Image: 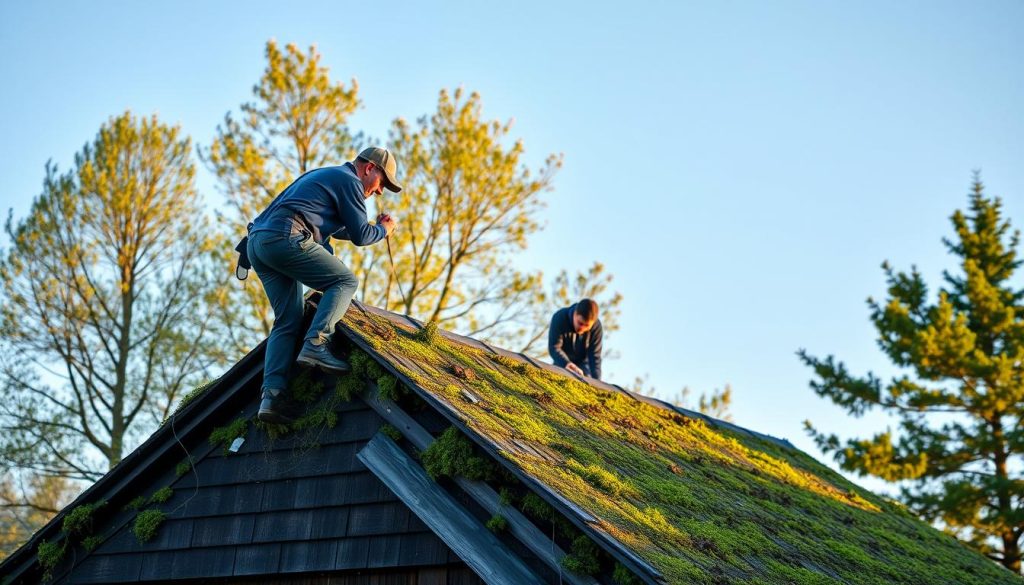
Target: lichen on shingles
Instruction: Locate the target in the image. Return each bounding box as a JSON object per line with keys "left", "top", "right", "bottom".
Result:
{"left": 340, "top": 308, "right": 1020, "bottom": 585}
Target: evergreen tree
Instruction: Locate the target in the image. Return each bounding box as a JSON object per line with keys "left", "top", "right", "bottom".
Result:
{"left": 799, "top": 175, "right": 1024, "bottom": 572}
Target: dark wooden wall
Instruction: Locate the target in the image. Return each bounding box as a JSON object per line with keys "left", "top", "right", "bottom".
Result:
{"left": 55, "top": 382, "right": 480, "bottom": 584}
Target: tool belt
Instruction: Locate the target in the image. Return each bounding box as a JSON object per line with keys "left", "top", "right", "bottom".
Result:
{"left": 234, "top": 208, "right": 315, "bottom": 281}
{"left": 234, "top": 223, "right": 255, "bottom": 280}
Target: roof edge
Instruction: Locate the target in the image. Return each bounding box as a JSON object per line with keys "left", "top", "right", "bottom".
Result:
{"left": 0, "top": 340, "right": 266, "bottom": 581}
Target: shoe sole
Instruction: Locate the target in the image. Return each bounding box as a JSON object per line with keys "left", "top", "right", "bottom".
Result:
{"left": 296, "top": 355, "right": 351, "bottom": 374}
{"left": 258, "top": 409, "right": 294, "bottom": 425}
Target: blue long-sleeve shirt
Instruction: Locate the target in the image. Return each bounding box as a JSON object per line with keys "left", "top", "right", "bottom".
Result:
{"left": 548, "top": 303, "right": 603, "bottom": 379}
{"left": 250, "top": 162, "right": 385, "bottom": 252}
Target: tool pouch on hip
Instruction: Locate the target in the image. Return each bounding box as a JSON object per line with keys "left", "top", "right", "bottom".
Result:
{"left": 234, "top": 222, "right": 254, "bottom": 280}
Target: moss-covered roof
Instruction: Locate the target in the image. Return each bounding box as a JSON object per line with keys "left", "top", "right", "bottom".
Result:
{"left": 340, "top": 303, "right": 1021, "bottom": 585}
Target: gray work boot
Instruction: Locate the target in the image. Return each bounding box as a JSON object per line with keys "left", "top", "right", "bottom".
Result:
{"left": 295, "top": 340, "right": 351, "bottom": 374}
{"left": 258, "top": 387, "right": 294, "bottom": 425}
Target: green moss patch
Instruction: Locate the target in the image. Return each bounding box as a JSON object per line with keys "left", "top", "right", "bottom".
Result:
{"left": 124, "top": 496, "right": 146, "bottom": 512}
{"left": 62, "top": 500, "right": 106, "bottom": 536}
{"left": 422, "top": 427, "right": 497, "bottom": 481}
{"left": 163, "top": 379, "right": 215, "bottom": 425}
{"left": 37, "top": 539, "right": 66, "bottom": 575}
{"left": 335, "top": 369, "right": 366, "bottom": 401}
{"left": 147, "top": 486, "right": 173, "bottom": 505}
{"left": 132, "top": 509, "right": 166, "bottom": 543}
{"left": 413, "top": 320, "right": 440, "bottom": 344}
{"left": 486, "top": 514, "right": 509, "bottom": 533}
{"left": 613, "top": 563, "right": 642, "bottom": 585}
{"left": 289, "top": 370, "right": 324, "bottom": 403}
{"left": 291, "top": 403, "right": 338, "bottom": 431}
{"left": 380, "top": 424, "right": 403, "bottom": 442}
{"left": 562, "top": 534, "right": 601, "bottom": 575}
{"left": 339, "top": 308, "right": 1022, "bottom": 584}
{"left": 209, "top": 417, "right": 248, "bottom": 454}
{"left": 376, "top": 374, "right": 401, "bottom": 401}
{"left": 81, "top": 535, "right": 104, "bottom": 553}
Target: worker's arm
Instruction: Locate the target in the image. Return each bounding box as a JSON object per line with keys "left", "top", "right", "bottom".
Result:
{"left": 330, "top": 179, "right": 387, "bottom": 246}
{"left": 548, "top": 310, "right": 572, "bottom": 367}
{"left": 586, "top": 321, "right": 603, "bottom": 380}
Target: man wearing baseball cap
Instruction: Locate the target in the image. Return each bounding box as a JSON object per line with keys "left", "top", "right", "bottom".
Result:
{"left": 244, "top": 147, "right": 402, "bottom": 423}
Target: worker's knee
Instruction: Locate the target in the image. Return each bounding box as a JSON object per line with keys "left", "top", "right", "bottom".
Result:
{"left": 327, "top": 269, "right": 358, "bottom": 295}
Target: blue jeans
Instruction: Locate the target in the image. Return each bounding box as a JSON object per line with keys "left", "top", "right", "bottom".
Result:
{"left": 247, "top": 223, "right": 358, "bottom": 392}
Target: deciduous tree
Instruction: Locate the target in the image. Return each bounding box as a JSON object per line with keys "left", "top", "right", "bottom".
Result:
{"left": 0, "top": 112, "right": 229, "bottom": 523}
{"left": 206, "top": 43, "right": 623, "bottom": 360}
{"left": 203, "top": 40, "right": 363, "bottom": 348}
{"left": 372, "top": 88, "right": 563, "bottom": 344}
{"left": 0, "top": 475, "right": 73, "bottom": 560}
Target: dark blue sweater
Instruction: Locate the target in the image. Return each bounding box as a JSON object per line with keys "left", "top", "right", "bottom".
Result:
{"left": 250, "top": 162, "right": 385, "bottom": 253}
{"left": 548, "top": 303, "right": 603, "bottom": 379}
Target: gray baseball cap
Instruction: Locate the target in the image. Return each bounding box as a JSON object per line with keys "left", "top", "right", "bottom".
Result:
{"left": 357, "top": 147, "right": 403, "bottom": 193}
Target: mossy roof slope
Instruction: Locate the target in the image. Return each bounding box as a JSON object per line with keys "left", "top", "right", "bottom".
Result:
{"left": 340, "top": 304, "right": 1020, "bottom": 585}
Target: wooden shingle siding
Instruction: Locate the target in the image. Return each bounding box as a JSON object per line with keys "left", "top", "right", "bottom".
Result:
{"left": 217, "top": 566, "right": 484, "bottom": 584}
{"left": 58, "top": 391, "right": 472, "bottom": 583}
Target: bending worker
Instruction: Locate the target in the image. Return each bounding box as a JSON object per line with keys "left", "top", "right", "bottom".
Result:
{"left": 548, "top": 299, "right": 603, "bottom": 380}
{"left": 246, "top": 147, "right": 401, "bottom": 424}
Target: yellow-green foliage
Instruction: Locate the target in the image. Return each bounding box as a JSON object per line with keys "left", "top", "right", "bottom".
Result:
{"left": 521, "top": 492, "right": 554, "bottom": 521}
{"left": 565, "top": 459, "right": 635, "bottom": 498}
{"left": 490, "top": 353, "right": 529, "bottom": 375}
{"left": 175, "top": 460, "right": 191, "bottom": 478}
{"left": 498, "top": 487, "right": 516, "bottom": 506}
{"left": 413, "top": 320, "right": 439, "bottom": 344}
{"left": 209, "top": 417, "right": 247, "bottom": 453}
{"left": 132, "top": 509, "right": 165, "bottom": 543}
{"left": 364, "top": 357, "right": 386, "bottom": 381}
{"left": 348, "top": 349, "right": 372, "bottom": 377}
{"left": 341, "top": 309, "right": 1021, "bottom": 584}
{"left": 255, "top": 419, "right": 291, "bottom": 440}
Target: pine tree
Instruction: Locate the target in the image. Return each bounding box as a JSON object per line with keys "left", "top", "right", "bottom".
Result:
{"left": 799, "top": 175, "right": 1024, "bottom": 572}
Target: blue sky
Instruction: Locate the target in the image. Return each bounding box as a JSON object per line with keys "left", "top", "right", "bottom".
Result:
{"left": 2, "top": 1, "right": 1022, "bottom": 491}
